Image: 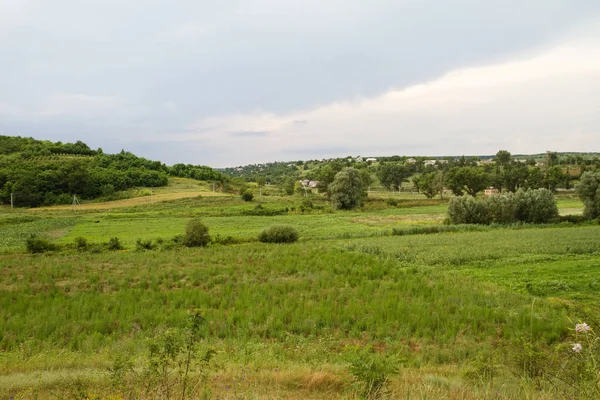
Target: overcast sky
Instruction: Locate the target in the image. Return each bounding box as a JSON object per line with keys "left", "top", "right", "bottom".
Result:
{"left": 1, "top": 0, "right": 599, "bottom": 167}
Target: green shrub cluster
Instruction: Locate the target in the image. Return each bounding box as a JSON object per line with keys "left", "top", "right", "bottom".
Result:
{"left": 241, "top": 204, "right": 287, "bottom": 216}
{"left": 182, "top": 219, "right": 211, "bottom": 247}
{"left": 258, "top": 225, "right": 299, "bottom": 243}
{"left": 25, "top": 235, "right": 58, "bottom": 254}
{"left": 240, "top": 189, "right": 254, "bottom": 202}
{"left": 448, "top": 188, "right": 558, "bottom": 225}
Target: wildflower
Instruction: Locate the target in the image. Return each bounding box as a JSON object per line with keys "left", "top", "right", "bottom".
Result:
{"left": 575, "top": 323, "right": 591, "bottom": 333}
{"left": 572, "top": 343, "right": 583, "bottom": 353}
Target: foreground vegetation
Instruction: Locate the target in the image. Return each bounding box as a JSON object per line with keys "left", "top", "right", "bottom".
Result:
{"left": 1, "top": 175, "right": 599, "bottom": 398}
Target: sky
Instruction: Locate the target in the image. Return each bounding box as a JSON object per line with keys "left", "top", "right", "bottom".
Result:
{"left": 1, "top": 0, "right": 599, "bottom": 167}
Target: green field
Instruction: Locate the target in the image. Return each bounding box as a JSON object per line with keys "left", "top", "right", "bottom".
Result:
{"left": 1, "top": 184, "right": 598, "bottom": 399}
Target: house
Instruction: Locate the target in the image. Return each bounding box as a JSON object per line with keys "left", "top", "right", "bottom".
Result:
{"left": 366, "top": 158, "right": 377, "bottom": 162}
{"left": 308, "top": 180, "right": 320, "bottom": 188}
{"left": 407, "top": 158, "right": 416, "bottom": 163}
{"left": 484, "top": 187, "right": 499, "bottom": 196}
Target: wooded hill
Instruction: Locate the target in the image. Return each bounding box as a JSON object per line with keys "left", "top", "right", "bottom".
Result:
{"left": 0, "top": 135, "right": 223, "bottom": 207}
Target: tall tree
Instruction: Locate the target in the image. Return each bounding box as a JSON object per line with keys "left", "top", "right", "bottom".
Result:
{"left": 329, "top": 167, "right": 368, "bottom": 210}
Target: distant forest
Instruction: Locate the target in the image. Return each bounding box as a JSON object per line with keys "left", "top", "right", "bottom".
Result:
{"left": 0, "top": 135, "right": 223, "bottom": 207}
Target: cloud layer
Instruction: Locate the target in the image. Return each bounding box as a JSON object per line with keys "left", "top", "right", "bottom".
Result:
{"left": 0, "top": 1, "right": 599, "bottom": 166}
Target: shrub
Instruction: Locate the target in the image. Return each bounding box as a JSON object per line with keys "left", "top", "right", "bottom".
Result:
{"left": 486, "top": 192, "right": 517, "bottom": 224}
{"left": 183, "top": 218, "right": 210, "bottom": 247}
{"left": 25, "top": 234, "right": 58, "bottom": 254}
{"left": 346, "top": 347, "right": 399, "bottom": 399}
{"left": 447, "top": 195, "right": 490, "bottom": 224}
{"left": 258, "top": 225, "right": 299, "bottom": 243}
{"left": 514, "top": 188, "right": 558, "bottom": 223}
{"left": 136, "top": 238, "right": 155, "bottom": 251}
{"left": 107, "top": 237, "right": 124, "bottom": 250}
{"left": 74, "top": 236, "right": 88, "bottom": 251}
{"left": 240, "top": 189, "right": 254, "bottom": 202}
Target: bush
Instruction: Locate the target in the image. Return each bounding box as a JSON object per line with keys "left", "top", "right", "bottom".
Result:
{"left": 486, "top": 192, "right": 517, "bottom": 224}
{"left": 258, "top": 225, "right": 299, "bottom": 243}
{"left": 136, "top": 238, "right": 155, "bottom": 251}
{"left": 447, "top": 189, "right": 558, "bottom": 225}
{"left": 183, "top": 218, "right": 210, "bottom": 247}
{"left": 107, "top": 237, "right": 124, "bottom": 250}
{"left": 74, "top": 236, "right": 88, "bottom": 251}
{"left": 240, "top": 189, "right": 254, "bottom": 202}
{"left": 514, "top": 188, "right": 558, "bottom": 223}
{"left": 25, "top": 234, "right": 58, "bottom": 254}
{"left": 447, "top": 195, "right": 490, "bottom": 224}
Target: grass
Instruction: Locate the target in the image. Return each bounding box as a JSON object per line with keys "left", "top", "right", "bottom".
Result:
{"left": 0, "top": 183, "right": 596, "bottom": 398}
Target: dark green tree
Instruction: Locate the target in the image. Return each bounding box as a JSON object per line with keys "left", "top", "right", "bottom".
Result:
{"left": 575, "top": 171, "right": 600, "bottom": 219}
{"left": 329, "top": 167, "right": 367, "bottom": 210}
{"left": 446, "top": 167, "right": 489, "bottom": 197}
{"left": 376, "top": 163, "right": 410, "bottom": 191}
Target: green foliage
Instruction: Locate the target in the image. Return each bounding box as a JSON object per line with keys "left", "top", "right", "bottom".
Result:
{"left": 258, "top": 225, "right": 299, "bottom": 243}
{"left": 576, "top": 171, "right": 600, "bottom": 219}
{"left": 514, "top": 188, "right": 558, "bottom": 223}
{"left": 448, "top": 189, "right": 558, "bottom": 225}
{"left": 112, "top": 309, "right": 216, "bottom": 399}
{"left": 413, "top": 171, "right": 445, "bottom": 199}
{"left": 74, "top": 236, "right": 88, "bottom": 251}
{"left": 447, "top": 195, "right": 490, "bottom": 224}
{"left": 346, "top": 347, "right": 399, "bottom": 399}
{"left": 0, "top": 135, "right": 223, "bottom": 208}
{"left": 486, "top": 192, "right": 517, "bottom": 224}
{"left": 241, "top": 204, "right": 288, "bottom": 216}
{"left": 25, "top": 234, "right": 58, "bottom": 254}
{"left": 329, "top": 167, "right": 367, "bottom": 210}
{"left": 447, "top": 166, "right": 490, "bottom": 196}
{"left": 461, "top": 351, "right": 499, "bottom": 386}
{"left": 240, "top": 189, "right": 254, "bottom": 202}
{"left": 106, "top": 236, "right": 124, "bottom": 251}
{"left": 183, "top": 219, "right": 210, "bottom": 247}
{"left": 136, "top": 238, "right": 156, "bottom": 251}
{"left": 376, "top": 163, "right": 410, "bottom": 191}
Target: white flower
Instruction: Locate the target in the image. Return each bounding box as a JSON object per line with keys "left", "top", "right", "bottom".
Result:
{"left": 575, "top": 323, "right": 591, "bottom": 333}
{"left": 572, "top": 343, "right": 583, "bottom": 353}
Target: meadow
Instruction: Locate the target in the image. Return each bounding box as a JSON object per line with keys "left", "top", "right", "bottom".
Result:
{"left": 0, "top": 181, "right": 598, "bottom": 399}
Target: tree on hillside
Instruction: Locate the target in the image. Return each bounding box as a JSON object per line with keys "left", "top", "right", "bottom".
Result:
{"left": 575, "top": 171, "right": 600, "bottom": 219}
{"left": 329, "top": 167, "right": 368, "bottom": 210}
{"left": 446, "top": 167, "right": 489, "bottom": 196}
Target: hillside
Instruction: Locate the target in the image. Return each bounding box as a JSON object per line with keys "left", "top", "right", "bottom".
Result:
{"left": 0, "top": 135, "right": 223, "bottom": 207}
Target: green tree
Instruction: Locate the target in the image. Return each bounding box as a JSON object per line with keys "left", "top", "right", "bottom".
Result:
{"left": 446, "top": 167, "right": 489, "bottom": 197}
{"left": 376, "top": 163, "right": 410, "bottom": 191}
{"left": 329, "top": 167, "right": 367, "bottom": 210}
{"left": 575, "top": 171, "right": 600, "bottom": 219}
{"left": 544, "top": 166, "right": 564, "bottom": 191}
{"left": 413, "top": 171, "right": 444, "bottom": 199}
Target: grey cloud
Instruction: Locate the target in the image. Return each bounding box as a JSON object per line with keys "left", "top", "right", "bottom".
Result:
{"left": 0, "top": 1, "right": 599, "bottom": 166}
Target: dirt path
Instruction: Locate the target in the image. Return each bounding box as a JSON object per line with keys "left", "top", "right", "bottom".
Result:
{"left": 34, "top": 191, "right": 229, "bottom": 211}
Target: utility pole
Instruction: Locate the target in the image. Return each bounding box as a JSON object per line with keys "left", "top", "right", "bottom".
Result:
{"left": 72, "top": 195, "right": 80, "bottom": 211}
